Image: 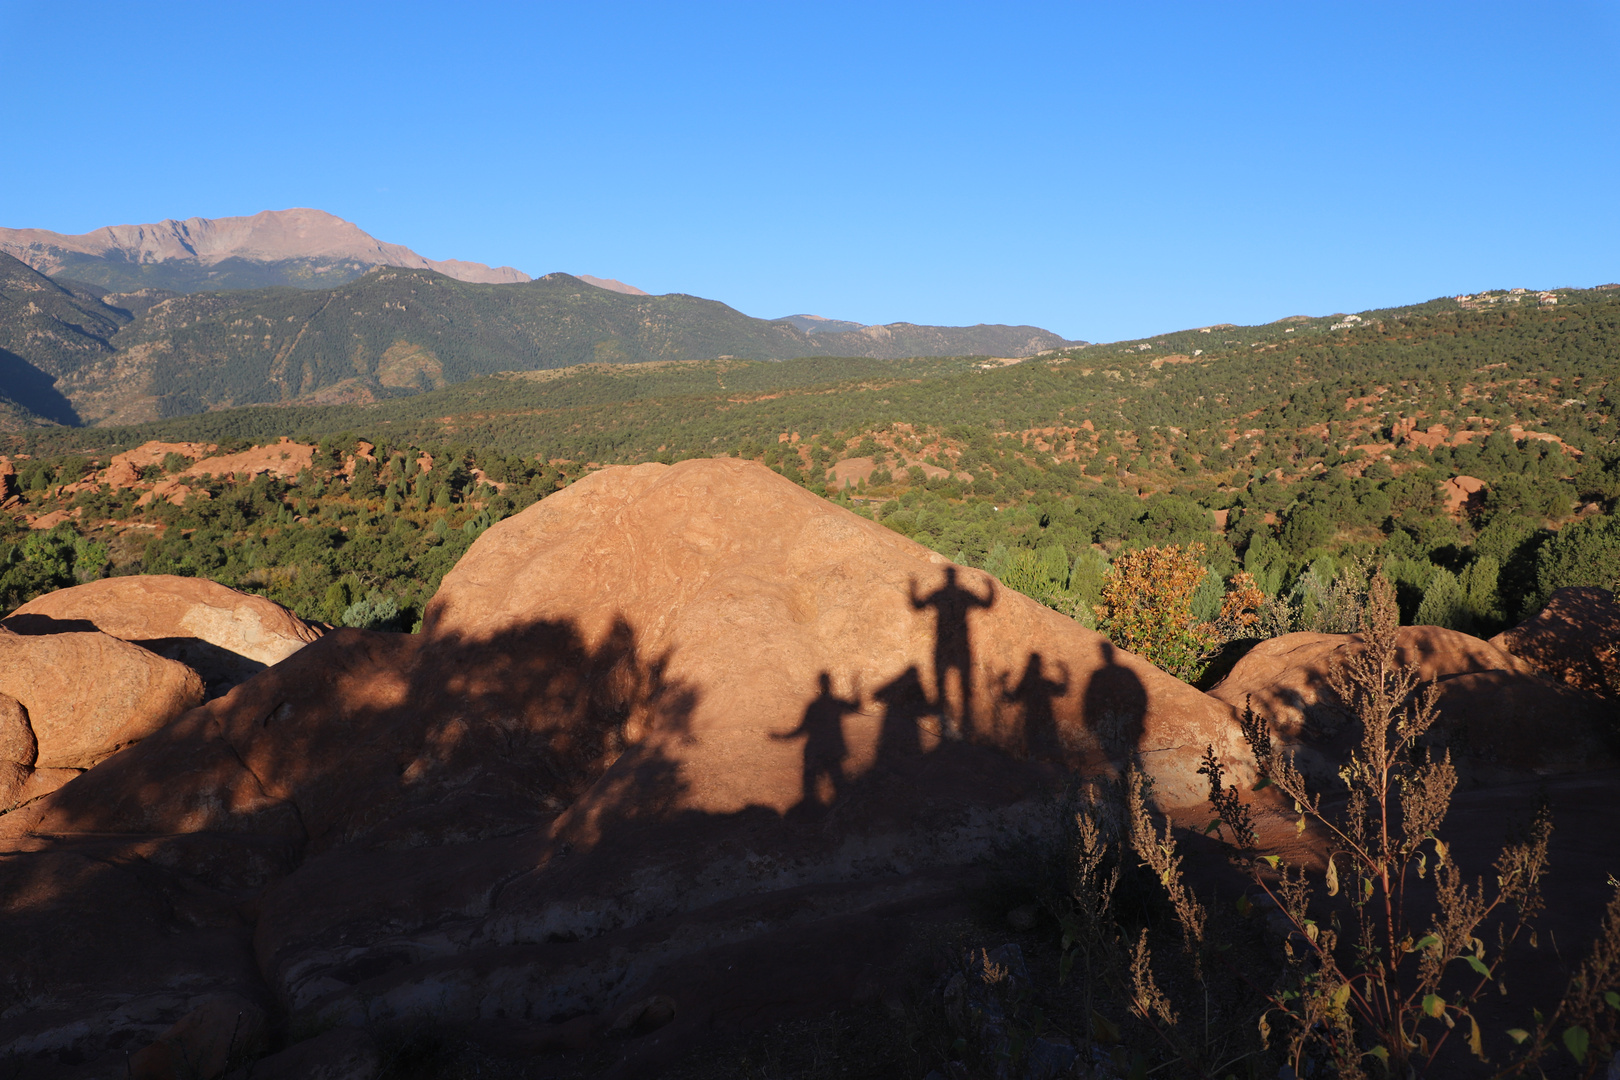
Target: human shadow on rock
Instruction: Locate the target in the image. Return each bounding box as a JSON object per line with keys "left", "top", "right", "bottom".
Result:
{"left": 772, "top": 672, "right": 860, "bottom": 813}
{"left": 909, "top": 566, "right": 995, "bottom": 739}
{"left": 1000, "top": 651, "right": 1070, "bottom": 761}
{"left": 1080, "top": 640, "right": 1148, "bottom": 764}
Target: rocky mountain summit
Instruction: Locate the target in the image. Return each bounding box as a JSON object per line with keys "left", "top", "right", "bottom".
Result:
{"left": 0, "top": 209, "right": 529, "bottom": 293}
{"left": 0, "top": 460, "right": 1614, "bottom": 1078}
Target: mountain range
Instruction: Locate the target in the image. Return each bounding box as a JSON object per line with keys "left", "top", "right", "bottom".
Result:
{"left": 0, "top": 209, "right": 529, "bottom": 293}
{"left": 0, "top": 224, "right": 1077, "bottom": 428}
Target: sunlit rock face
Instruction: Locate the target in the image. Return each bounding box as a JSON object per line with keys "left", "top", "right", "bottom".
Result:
{"left": 0, "top": 457, "right": 1267, "bottom": 1077}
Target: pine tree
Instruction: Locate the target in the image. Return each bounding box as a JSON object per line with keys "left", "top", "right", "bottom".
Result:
{"left": 1459, "top": 555, "right": 1504, "bottom": 631}
{"left": 1414, "top": 567, "right": 1471, "bottom": 632}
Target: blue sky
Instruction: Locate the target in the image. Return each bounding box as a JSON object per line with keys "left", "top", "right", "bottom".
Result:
{"left": 3, "top": 1, "right": 1617, "bottom": 342}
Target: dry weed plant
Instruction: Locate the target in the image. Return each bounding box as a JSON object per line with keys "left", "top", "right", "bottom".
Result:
{"left": 1057, "top": 774, "right": 1262, "bottom": 1079}
{"left": 1202, "top": 574, "right": 1620, "bottom": 1078}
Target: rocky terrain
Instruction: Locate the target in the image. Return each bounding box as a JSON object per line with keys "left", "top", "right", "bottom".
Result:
{"left": 0, "top": 458, "right": 1615, "bottom": 1078}
{"left": 0, "top": 210, "right": 529, "bottom": 293}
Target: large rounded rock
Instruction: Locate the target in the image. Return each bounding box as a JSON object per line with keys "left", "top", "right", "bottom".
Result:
{"left": 6, "top": 575, "right": 322, "bottom": 698}
{"left": 425, "top": 457, "right": 1239, "bottom": 812}
{"left": 0, "top": 694, "right": 37, "bottom": 809}
{"left": 0, "top": 693, "right": 35, "bottom": 767}
{"left": 0, "top": 628, "right": 203, "bottom": 769}
{"left": 0, "top": 461, "right": 1245, "bottom": 1075}
{"left": 1209, "top": 626, "right": 1616, "bottom": 781}
{"left": 1490, "top": 586, "right": 1620, "bottom": 695}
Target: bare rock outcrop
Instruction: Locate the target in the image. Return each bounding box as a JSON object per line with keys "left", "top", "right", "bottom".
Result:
{"left": 0, "top": 628, "right": 203, "bottom": 772}
{"left": 0, "top": 694, "right": 35, "bottom": 807}
{"left": 1209, "top": 625, "right": 1616, "bottom": 782}
{"left": 183, "top": 438, "right": 315, "bottom": 483}
{"left": 128, "top": 993, "right": 268, "bottom": 1080}
{"left": 1490, "top": 586, "right": 1620, "bottom": 695}
{"left": 0, "top": 208, "right": 528, "bottom": 285}
{"left": 0, "top": 459, "right": 1239, "bottom": 1077}
{"left": 424, "top": 457, "right": 1241, "bottom": 812}
{"left": 6, "top": 575, "right": 322, "bottom": 697}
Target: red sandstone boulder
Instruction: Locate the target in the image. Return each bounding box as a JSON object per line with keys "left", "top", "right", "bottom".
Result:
{"left": 1209, "top": 625, "right": 1616, "bottom": 782}
{"left": 424, "top": 457, "right": 1240, "bottom": 812}
{"left": 6, "top": 575, "right": 321, "bottom": 697}
{"left": 1490, "top": 586, "right": 1620, "bottom": 695}
{"left": 0, "top": 689, "right": 77, "bottom": 810}
{"left": 184, "top": 438, "right": 314, "bottom": 482}
{"left": 1441, "top": 474, "right": 1487, "bottom": 515}
{"left": 0, "top": 460, "right": 1244, "bottom": 1076}
{"left": 0, "top": 694, "right": 35, "bottom": 767}
{"left": 0, "top": 627, "right": 203, "bottom": 771}
{"left": 3, "top": 460, "right": 1618, "bottom": 1078}
{"left": 0, "top": 694, "right": 35, "bottom": 807}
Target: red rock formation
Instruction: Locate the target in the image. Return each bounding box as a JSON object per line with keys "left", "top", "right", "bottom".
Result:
{"left": 0, "top": 694, "right": 35, "bottom": 807}
{"left": 127, "top": 994, "right": 267, "bottom": 1080}
{"left": 184, "top": 438, "right": 314, "bottom": 482}
{"left": 1441, "top": 474, "right": 1486, "bottom": 516}
{"left": 425, "top": 458, "right": 1239, "bottom": 811}
{"left": 6, "top": 576, "right": 322, "bottom": 698}
{"left": 0, "top": 629, "right": 203, "bottom": 771}
{"left": 1491, "top": 586, "right": 1620, "bottom": 694}
{"left": 9, "top": 461, "right": 1611, "bottom": 1077}
{"left": 0, "top": 456, "right": 18, "bottom": 505}
{"left": 1209, "top": 626, "right": 1615, "bottom": 784}
{"left": 0, "top": 459, "right": 1242, "bottom": 1075}
{"left": 135, "top": 478, "right": 205, "bottom": 507}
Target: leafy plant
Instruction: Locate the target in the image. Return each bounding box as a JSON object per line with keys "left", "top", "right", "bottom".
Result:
{"left": 1216, "top": 574, "right": 1619, "bottom": 1076}
{"left": 1094, "top": 543, "right": 1262, "bottom": 680}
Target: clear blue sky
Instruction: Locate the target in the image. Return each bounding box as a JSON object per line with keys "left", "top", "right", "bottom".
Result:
{"left": 3, "top": 2, "right": 1617, "bottom": 343}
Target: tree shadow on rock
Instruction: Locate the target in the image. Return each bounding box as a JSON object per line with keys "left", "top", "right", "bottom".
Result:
{"left": 0, "top": 610, "right": 706, "bottom": 1075}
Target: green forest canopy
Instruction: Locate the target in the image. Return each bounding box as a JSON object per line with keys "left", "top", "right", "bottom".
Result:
{"left": 5, "top": 283, "right": 1619, "bottom": 663}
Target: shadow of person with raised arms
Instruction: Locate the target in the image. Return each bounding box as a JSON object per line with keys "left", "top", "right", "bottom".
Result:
{"left": 773, "top": 672, "right": 861, "bottom": 812}
{"left": 909, "top": 566, "right": 995, "bottom": 739}
{"left": 1001, "top": 651, "right": 1070, "bottom": 760}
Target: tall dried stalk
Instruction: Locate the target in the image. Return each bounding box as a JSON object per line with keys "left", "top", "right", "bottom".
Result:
{"left": 1059, "top": 774, "right": 1254, "bottom": 1079}
{"left": 1222, "top": 575, "right": 1572, "bottom": 1076}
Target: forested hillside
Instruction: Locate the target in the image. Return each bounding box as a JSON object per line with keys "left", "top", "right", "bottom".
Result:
{"left": 0, "top": 262, "right": 1074, "bottom": 427}
{"left": 5, "top": 282, "right": 1618, "bottom": 661}
{"left": 0, "top": 254, "right": 131, "bottom": 426}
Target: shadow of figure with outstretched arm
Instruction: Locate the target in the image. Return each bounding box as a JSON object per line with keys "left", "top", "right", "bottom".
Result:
{"left": 909, "top": 566, "right": 995, "bottom": 740}
{"left": 1001, "top": 651, "right": 1070, "bottom": 760}
{"left": 772, "top": 672, "right": 861, "bottom": 812}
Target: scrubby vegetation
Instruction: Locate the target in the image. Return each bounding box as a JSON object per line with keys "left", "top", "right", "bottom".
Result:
{"left": 7, "top": 283, "right": 1620, "bottom": 648}
{"left": 889, "top": 581, "right": 1620, "bottom": 1080}
{"left": 4, "top": 284, "right": 1620, "bottom": 1079}
{"left": 0, "top": 437, "right": 565, "bottom": 626}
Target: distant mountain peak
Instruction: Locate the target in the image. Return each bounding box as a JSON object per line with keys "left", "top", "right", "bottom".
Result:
{"left": 774, "top": 313, "right": 867, "bottom": 335}
{"left": 0, "top": 209, "right": 529, "bottom": 291}
{"left": 578, "top": 275, "right": 649, "bottom": 296}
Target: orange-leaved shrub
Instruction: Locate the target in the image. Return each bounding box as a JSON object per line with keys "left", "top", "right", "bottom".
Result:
{"left": 1094, "top": 542, "right": 1262, "bottom": 681}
